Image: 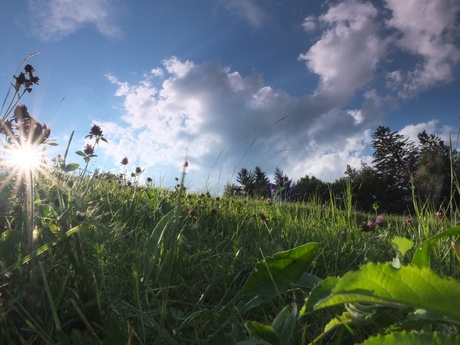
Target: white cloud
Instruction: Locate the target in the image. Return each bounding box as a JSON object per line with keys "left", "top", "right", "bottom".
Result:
{"left": 302, "top": 15, "right": 316, "bottom": 32}
{"left": 299, "top": 0, "right": 388, "bottom": 103}
{"left": 99, "top": 56, "right": 377, "bottom": 189}
{"left": 90, "top": 0, "right": 459, "bottom": 191}
{"left": 221, "top": 0, "right": 269, "bottom": 28}
{"left": 28, "top": 0, "right": 120, "bottom": 41}
{"left": 384, "top": 0, "right": 460, "bottom": 97}
{"left": 399, "top": 120, "right": 439, "bottom": 143}
{"left": 150, "top": 67, "right": 164, "bottom": 77}
{"left": 398, "top": 120, "right": 457, "bottom": 149}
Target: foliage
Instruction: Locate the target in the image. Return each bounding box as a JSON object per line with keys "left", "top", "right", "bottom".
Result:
{"left": 1, "top": 57, "right": 460, "bottom": 345}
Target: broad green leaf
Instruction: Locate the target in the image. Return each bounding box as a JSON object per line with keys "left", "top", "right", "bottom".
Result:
{"left": 62, "top": 163, "right": 79, "bottom": 172}
{"left": 294, "top": 272, "right": 322, "bottom": 290}
{"left": 237, "top": 242, "right": 319, "bottom": 300}
{"left": 245, "top": 322, "right": 280, "bottom": 345}
{"left": 359, "top": 331, "right": 460, "bottom": 345}
{"left": 45, "top": 141, "right": 59, "bottom": 146}
{"left": 307, "top": 262, "right": 460, "bottom": 322}
{"left": 303, "top": 277, "right": 339, "bottom": 314}
{"left": 392, "top": 237, "right": 413, "bottom": 257}
{"left": 412, "top": 226, "right": 460, "bottom": 268}
{"left": 271, "top": 304, "right": 297, "bottom": 345}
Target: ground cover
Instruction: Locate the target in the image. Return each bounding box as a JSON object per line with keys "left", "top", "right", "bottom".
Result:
{"left": 1, "top": 58, "right": 460, "bottom": 344}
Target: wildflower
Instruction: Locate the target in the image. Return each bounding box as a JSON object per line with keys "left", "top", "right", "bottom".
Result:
{"left": 14, "top": 104, "right": 31, "bottom": 122}
{"left": 135, "top": 166, "right": 143, "bottom": 174}
{"left": 13, "top": 64, "right": 40, "bottom": 93}
{"left": 90, "top": 125, "right": 103, "bottom": 137}
{"left": 126, "top": 180, "right": 132, "bottom": 186}
{"left": 24, "top": 64, "right": 34, "bottom": 73}
{"left": 30, "top": 76, "right": 40, "bottom": 85}
{"left": 210, "top": 208, "right": 217, "bottom": 215}
{"left": 361, "top": 220, "right": 375, "bottom": 232}
{"left": 375, "top": 215, "right": 386, "bottom": 227}
{"left": 146, "top": 177, "right": 153, "bottom": 183}
{"left": 121, "top": 157, "right": 128, "bottom": 165}
{"left": 436, "top": 211, "right": 443, "bottom": 220}
{"left": 20, "top": 121, "right": 51, "bottom": 145}
{"left": 13, "top": 72, "right": 27, "bottom": 88}
{"left": 83, "top": 144, "right": 94, "bottom": 155}
{"left": 1, "top": 119, "right": 13, "bottom": 135}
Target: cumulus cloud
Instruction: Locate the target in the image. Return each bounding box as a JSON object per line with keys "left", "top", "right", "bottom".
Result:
{"left": 27, "top": 0, "right": 120, "bottom": 41}
{"left": 398, "top": 120, "right": 457, "bottom": 148}
{"left": 384, "top": 0, "right": 460, "bottom": 97}
{"left": 99, "top": 56, "right": 375, "bottom": 188}
{"left": 94, "top": 0, "right": 458, "bottom": 190}
{"left": 299, "top": 0, "right": 388, "bottom": 103}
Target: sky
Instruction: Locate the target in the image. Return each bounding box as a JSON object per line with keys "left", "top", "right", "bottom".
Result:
{"left": 1, "top": 0, "right": 460, "bottom": 192}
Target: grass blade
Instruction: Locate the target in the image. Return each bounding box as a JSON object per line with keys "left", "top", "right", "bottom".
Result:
{"left": 412, "top": 226, "right": 460, "bottom": 268}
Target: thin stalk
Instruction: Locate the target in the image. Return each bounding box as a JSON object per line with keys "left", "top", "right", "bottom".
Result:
{"left": 24, "top": 166, "right": 36, "bottom": 311}
{"left": 156, "top": 154, "right": 188, "bottom": 344}
{"left": 27, "top": 168, "right": 35, "bottom": 253}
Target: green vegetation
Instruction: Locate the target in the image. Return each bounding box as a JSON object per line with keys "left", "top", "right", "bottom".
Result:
{"left": 1, "top": 58, "right": 460, "bottom": 344}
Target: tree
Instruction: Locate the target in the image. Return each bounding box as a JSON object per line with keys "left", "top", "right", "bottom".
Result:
{"left": 273, "top": 167, "right": 295, "bottom": 201}
{"left": 236, "top": 168, "right": 255, "bottom": 196}
{"left": 413, "top": 130, "right": 454, "bottom": 208}
{"left": 371, "top": 126, "right": 418, "bottom": 213}
{"left": 344, "top": 162, "right": 383, "bottom": 212}
{"left": 253, "top": 166, "right": 270, "bottom": 198}
{"left": 295, "top": 175, "right": 328, "bottom": 203}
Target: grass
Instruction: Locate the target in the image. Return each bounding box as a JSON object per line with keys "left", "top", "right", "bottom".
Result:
{"left": 1, "top": 58, "right": 459, "bottom": 344}
{"left": 1, "top": 162, "right": 459, "bottom": 344}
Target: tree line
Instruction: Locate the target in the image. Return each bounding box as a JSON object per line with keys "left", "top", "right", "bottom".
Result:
{"left": 227, "top": 125, "right": 460, "bottom": 214}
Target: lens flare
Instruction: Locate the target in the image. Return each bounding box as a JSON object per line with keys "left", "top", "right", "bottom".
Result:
{"left": 5, "top": 142, "right": 42, "bottom": 172}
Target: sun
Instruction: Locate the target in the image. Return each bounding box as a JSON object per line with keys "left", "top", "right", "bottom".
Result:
{"left": 5, "top": 142, "right": 43, "bottom": 172}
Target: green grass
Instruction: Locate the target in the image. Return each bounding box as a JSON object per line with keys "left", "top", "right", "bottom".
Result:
{"left": 1, "top": 166, "right": 459, "bottom": 344}
{"left": 2, "top": 56, "right": 459, "bottom": 344}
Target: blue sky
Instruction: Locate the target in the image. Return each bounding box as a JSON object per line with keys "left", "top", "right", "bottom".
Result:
{"left": 1, "top": 0, "right": 459, "bottom": 192}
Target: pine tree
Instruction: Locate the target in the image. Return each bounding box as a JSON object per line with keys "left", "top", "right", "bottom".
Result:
{"left": 273, "top": 167, "right": 294, "bottom": 201}
{"left": 236, "top": 168, "right": 255, "bottom": 196}
{"left": 371, "top": 126, "right": 418, "bottom": 212}
{"left": 414, "top": 130, "right": 453, "bottom": 207}
{"left": 253, "top": 166, "right": 270, "bottom": 197}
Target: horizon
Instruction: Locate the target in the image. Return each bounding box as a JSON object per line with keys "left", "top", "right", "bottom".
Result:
{"left": 1, "top": 0, "right": 459, "bottom": 193}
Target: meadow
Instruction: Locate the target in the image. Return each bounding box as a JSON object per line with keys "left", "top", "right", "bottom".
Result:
{"left": 1, "top": 59, "right": 460, "bottom": 344}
